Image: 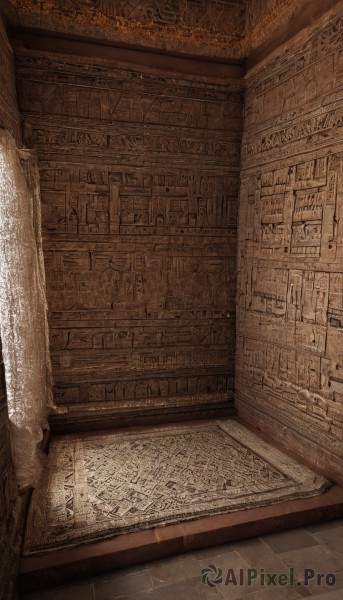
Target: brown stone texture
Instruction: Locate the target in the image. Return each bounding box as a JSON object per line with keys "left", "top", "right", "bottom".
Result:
{"left": 14, "top": 51, "right": 243, "bottom": 418}
{"left": 236, "top": 4, "right": 343, "bottom": 484}
{"left": 0, "top": 338, "right": 20, "bottom": 600}
{"left": 246, "top": 0, "right": 342, "bottom": 68}
{"left": 9, "top": 0, "right": 248, "bottom": 58}
{"left": 8, "top": 0, "right": 339, "bottom": 59}
{"left": 0, "top": 16, "right": 21, "bottom": 600}
{"left": 246, "top": 0, "right": 297, "bottom": 43}
{"left": 0, "top": 13, "right": 21, "bottom": 142}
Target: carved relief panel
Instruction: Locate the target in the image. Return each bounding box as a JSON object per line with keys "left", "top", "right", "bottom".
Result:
{"left": 11, "top": 0, "right": 247, "bottom": 57}
{"left": 15, "top": 54, "right": 243, "bottom": 415}
{"left": 237, "top": 6, "right": 343, "bottom": 471}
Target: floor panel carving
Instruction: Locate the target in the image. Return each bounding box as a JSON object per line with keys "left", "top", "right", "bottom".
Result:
{"left": 24, "top": 421, "right": 329, "bottom": 555}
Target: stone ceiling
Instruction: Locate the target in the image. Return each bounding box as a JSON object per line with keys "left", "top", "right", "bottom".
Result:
{"left": 5, "top": 0, "right": 302, "bottom": 58}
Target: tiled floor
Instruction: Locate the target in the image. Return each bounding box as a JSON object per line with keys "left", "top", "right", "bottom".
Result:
{"left": 21, "top": 519, "right": 343, "bottom": 599}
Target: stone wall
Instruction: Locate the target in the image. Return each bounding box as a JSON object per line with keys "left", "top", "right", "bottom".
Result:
{"left": 246, "top": 0, "right": 296, "bottom": 40}
{"left": 0, "top": 15, "right": 21, "bottom": 600}
{"left": 0, "top": 338, "right": 19, "bottom": 600}
{"left": 9, "top": 0, "right": 247, "bottom": 58}
{"left": 15, "top": 51, "right": 243, "bottom": 420}
{"left": 0, "top": 13, "right": 21, "bottom": 142}
{"left": 10, "top": 1, "right": 338, "bottom": 59}
{"left": 236, "top": 4, "right": 343, "bottom": 483}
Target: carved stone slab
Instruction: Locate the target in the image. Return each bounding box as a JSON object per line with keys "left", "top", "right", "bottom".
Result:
{"left": 237, "top": 5, "right": 343, "bottom": 480}
{"left": 15, "top": 53, "right": 243, "bottom": 416}
{"left": 10, "top": 0, "right": 247, "bottom": 57}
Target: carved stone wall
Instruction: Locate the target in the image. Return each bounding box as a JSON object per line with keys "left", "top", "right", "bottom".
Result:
{"left": 246, "top": 0, "right": 296, "bottom": 45}
{"left": 9, "top": 0, "right": 248, "bottom": 58}
{"left": 15, "top": 52, "right": 243, "bottom": 418}
{"left": 0, "top": 14, "right": 21, "bottom": 142}
{"left": 10, "top": 0, "right": 337, "bottom": 59}
{"left": 0, "top": 338, "right": 19, "bottom": 600}
{"left": 237, "top": 4, "right": 343, "bottom": 482}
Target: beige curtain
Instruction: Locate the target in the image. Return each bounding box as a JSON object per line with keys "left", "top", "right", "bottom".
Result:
{"left": 0, "top": 128, "right": 53, "bottom": 489}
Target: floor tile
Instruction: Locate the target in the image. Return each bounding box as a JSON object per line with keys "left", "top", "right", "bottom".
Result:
{"left": 216, "top": 577, "right": 265, "bottom": 599}
{"left": 304, "top": 591, "right": 343, "bottom": 600}
{"left": 117, "top": 564, "right": 148, "bottom": 577}
{"left": 262, "top": 528, "right": 319, "bottom": 554}
{"left": 306, "top": 520, "right": 343, "bottom": 534}
{"left": 194, "top": 548, "right": 251, "bottom": 599}
{"left": 125, "top": 575, "right": 222, "bottom": 599}
{"left": 21, "top": 522, "right": 343, "bottom": 600}
{"left": 299, "top": 570, "right": 343, "bottom": 596}
{"left": 211, "top": 563, "right": 265, "bottom": 600}
{"left": 311, "top": 527, "right": 343, "bottom": 558}
{"left": 293, "top": 585, "right": 313, "bottom": 598}
{"left": 233, "top": 537, "right": 288, "bottom": 572}
{"left": 146, "top": 553, "right": 200, "bottom": 588}
{"left": 197, "top": 548, "right": 250, "bottom": 572}
{"left": 94, "top": 569, "right": 152, "bottom": 599}
{"left": 277, "top": 544, "right": 343, "bottom": 585}
{"left": 192, "top": 543, "right": 234, "bottom": 561}
{"left": 21, "top": 582, "right": 95, "bottom": 600}
{"left": 234, "top": 586, "right": 310, "bottom": 600}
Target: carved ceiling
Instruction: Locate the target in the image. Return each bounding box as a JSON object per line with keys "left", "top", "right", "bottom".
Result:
{"left": 4, "top": 0, "right": 303, "bottom": 58}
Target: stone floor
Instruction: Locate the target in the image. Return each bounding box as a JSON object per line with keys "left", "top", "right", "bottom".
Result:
{"left": 21, "top": 519, "right": 343, "bottom": 600}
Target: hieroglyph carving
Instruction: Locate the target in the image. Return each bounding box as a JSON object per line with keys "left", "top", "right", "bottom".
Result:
{"left": 15, "top": 54, "right": 243, "bottom": 413}
{"left": 237, "top": 6, "right": 343, "bottom": 467}
{"left": 11, "top": 0, "right": 247, "bottom": 57}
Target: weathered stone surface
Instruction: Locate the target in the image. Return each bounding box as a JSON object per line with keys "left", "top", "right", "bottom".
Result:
{"left": 0, "top": 14, "right": 21, "bottom": 142}
{"left": 15, "top": 53, "right": 243, "bottom": 416}
{"left": 0, "top": 17, "right": 22, "bottom": 600}
{"left": 9, "top": 0, "right": 248, "bottom": 58}
{"left": 236, "top": 3, "right": 343, "bottom": 484}
{"left": 0, "top": 338, "right": 19, "bottom": 600}
{"left": 8, "top": 0, "right": 337, "bottom": 59}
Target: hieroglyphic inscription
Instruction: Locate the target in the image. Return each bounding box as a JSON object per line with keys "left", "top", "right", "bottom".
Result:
{"left": 38, "top": 167, "right": 238, "bottom": 237}
{"left": 237, "top": 4, "right": 343, "bottom": 476}
{"left": 23, "top": 421, "right": 328, "bottom": 556}
{"left": 15, "top": 54, "right": 242, "bottom": 415}
{"left": 11, "top": 0, "right": 247, "bottom": 57}
{"left": 238, "top": 154, "right": 343, "bottom": 457}
{"left": 14, "top": 0, "right": 247, "bottom": 34}
{"left": 22, "top": 119, "right": 240, "bottom": 167}
{"left": 10, "top": 0, "right": 315, "bottom": 58}
{"left": 16, "top": 61, "right": 243, "bottom": 130}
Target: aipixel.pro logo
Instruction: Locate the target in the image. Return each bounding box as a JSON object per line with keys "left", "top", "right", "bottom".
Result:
{"left": 201, "top": 565, "right": 223, "bottom": 587}
{"left": 201, "top": 566, "right": 337, "bottom": 589}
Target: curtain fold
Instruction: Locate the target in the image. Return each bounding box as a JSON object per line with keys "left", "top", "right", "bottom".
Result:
{"left": 0, "top": 128, "right": 53, "bottom": 489}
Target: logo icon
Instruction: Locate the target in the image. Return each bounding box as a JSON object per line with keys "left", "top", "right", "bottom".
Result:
{"left": 201, "top": 565, "right": 223, "bottom": 587}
